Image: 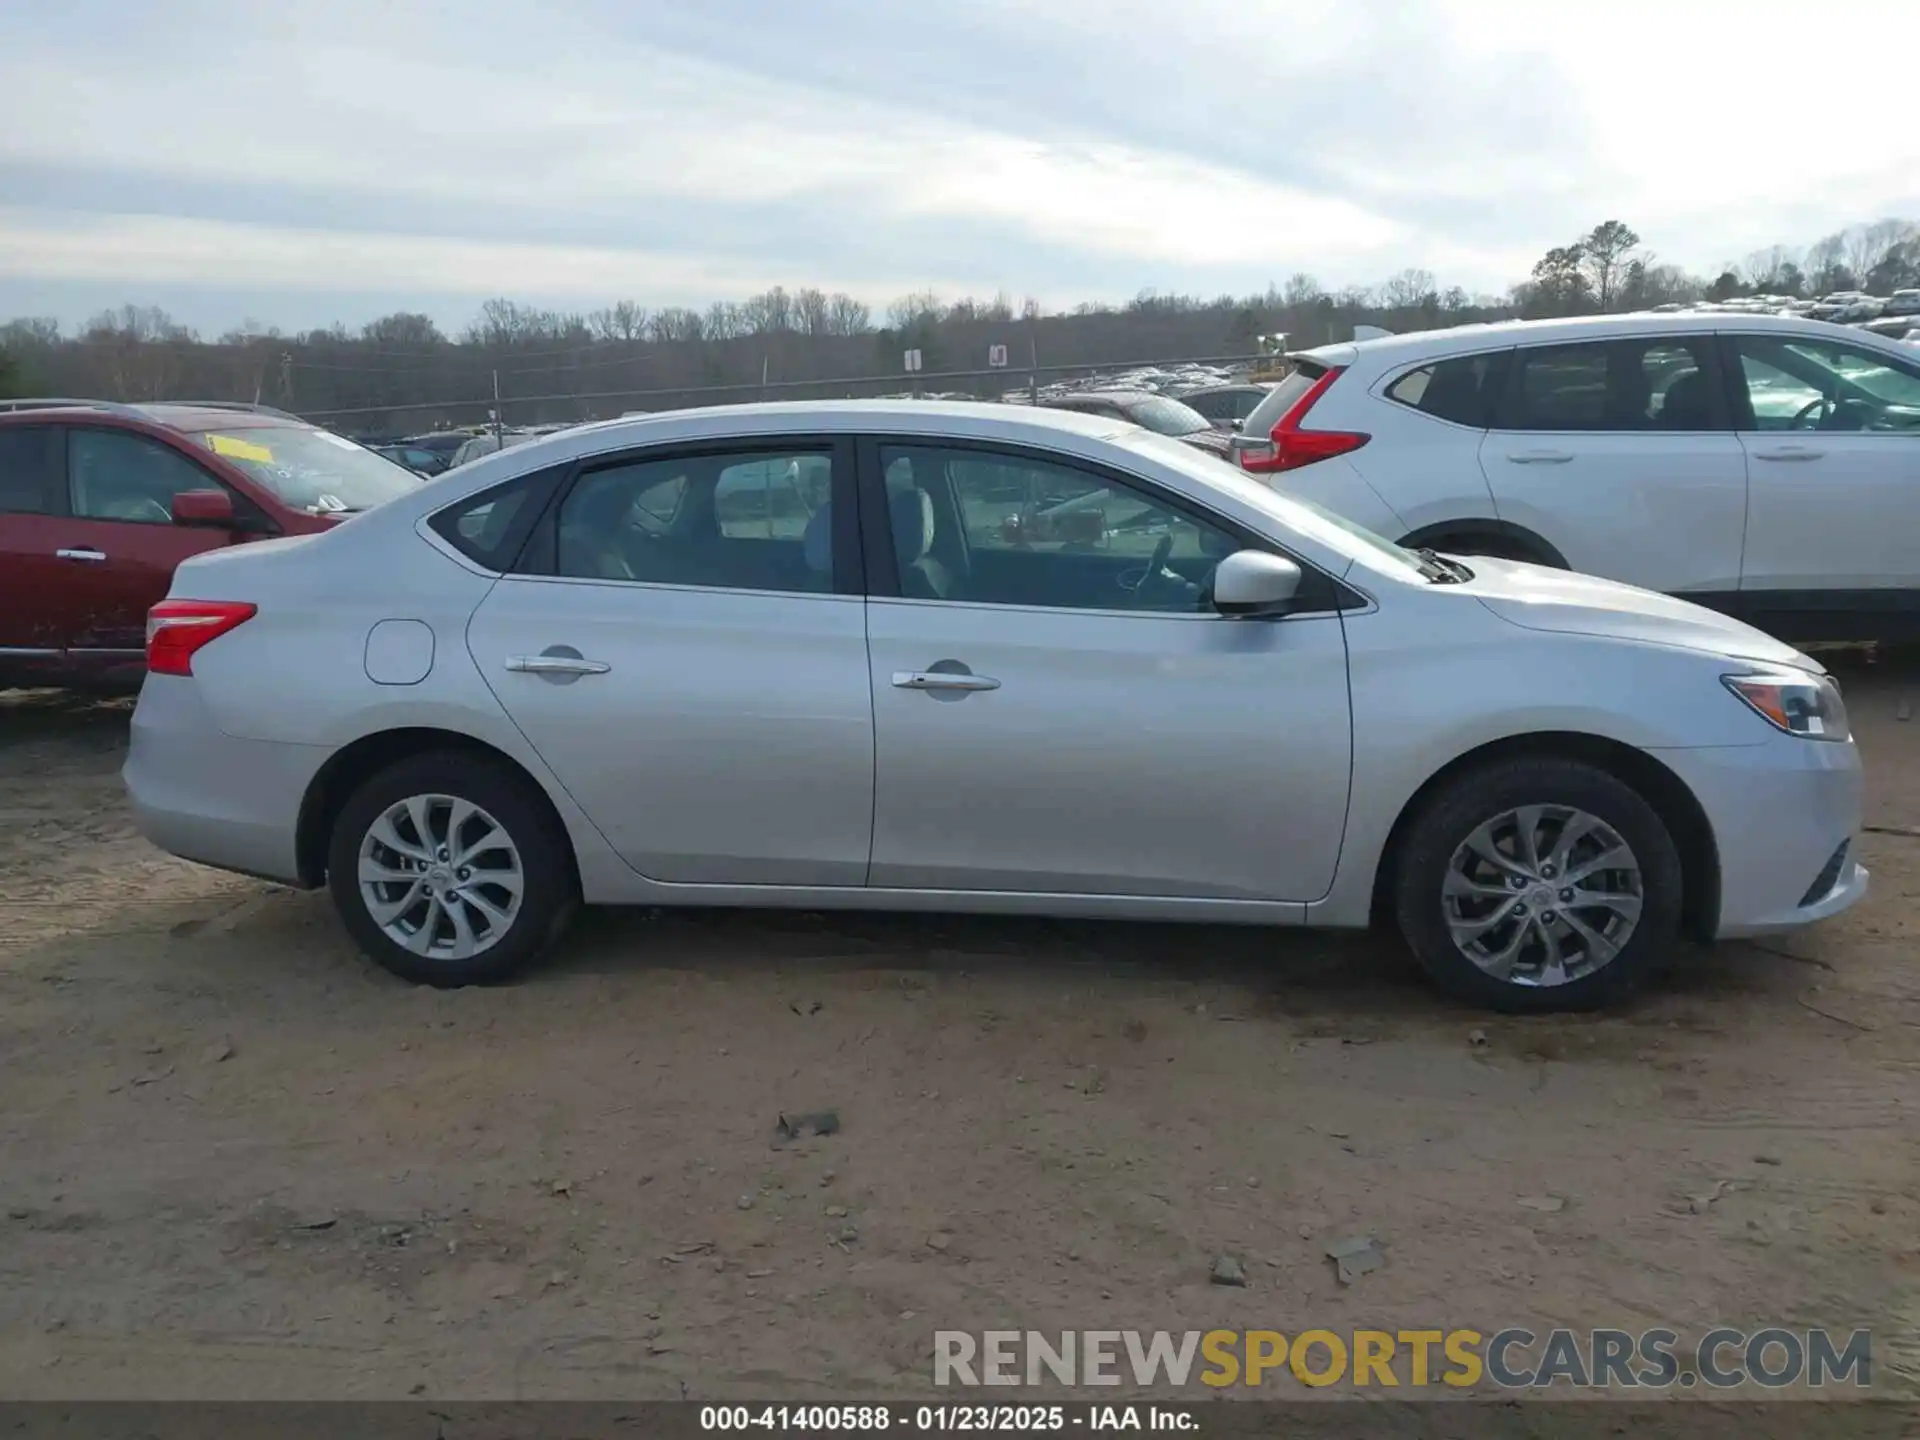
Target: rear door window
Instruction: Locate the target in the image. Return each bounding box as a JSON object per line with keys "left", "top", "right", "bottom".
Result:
{"left": 1494, "top": 338, "right": 1724, "bottom": 432}
{"left": 0, "top": 426, "right": 66, "bottom": 515}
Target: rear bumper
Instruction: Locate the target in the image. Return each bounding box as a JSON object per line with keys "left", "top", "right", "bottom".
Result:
{"left": 123, "top": 676, "right": 328, "bottom": 886}
{"left": 1652, "top": 735, "right": 1866, "bottom": 938}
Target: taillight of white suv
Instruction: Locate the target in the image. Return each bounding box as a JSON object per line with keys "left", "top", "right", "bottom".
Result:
{"left": 1236, "top": 363, "right": 1370, "bottom": 475}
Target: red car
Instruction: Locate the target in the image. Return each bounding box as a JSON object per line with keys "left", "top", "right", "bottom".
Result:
{"left": 0, "top": 399, "right": 423, "bottom": 690}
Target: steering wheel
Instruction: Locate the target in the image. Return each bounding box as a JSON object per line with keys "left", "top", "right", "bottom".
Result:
{"left": 1791, "top": 396, "right": 1833, "bottom": 430}
{"left": 1124, "top": 534, "right": 1176, "bottom": 609}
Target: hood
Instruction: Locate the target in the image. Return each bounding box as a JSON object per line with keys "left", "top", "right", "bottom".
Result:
{"left": 1457, "top": 555, "right": 1818, "bottom": 670}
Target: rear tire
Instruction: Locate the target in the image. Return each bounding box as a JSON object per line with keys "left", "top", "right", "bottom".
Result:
{"left": 1391, "top": 757, "right": 1682, "bottom": 1013}
{"left": 327, "top": 751, "right": 577, "bottom": 987}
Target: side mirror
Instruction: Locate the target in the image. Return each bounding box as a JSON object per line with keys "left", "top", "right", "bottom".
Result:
{"left": 171, "top": 488, "right": 236, "bottom": 528}
{"left": 1212, "top": 550, "right": 1302, "bottom": 617}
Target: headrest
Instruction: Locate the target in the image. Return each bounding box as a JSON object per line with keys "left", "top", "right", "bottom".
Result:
{"left": 889, "top": 487, "right": 935, "bottom": 566}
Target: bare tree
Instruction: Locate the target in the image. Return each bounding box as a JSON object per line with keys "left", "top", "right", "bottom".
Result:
{"left": 1577, "top": 221, "right": 1641, "bottom": 310}
{"left": 587, "top": 301, "right": 647, "bottom": 342}
{"left": 361, "top": 312, "right": 443, "bottom": 347}
{"left": 1282, "top": 273, "right": 1325, "bottom": 307}
{"left": 827, "top": 293, "right": 872, "bottom": 336}
{"left": 1378, "top": 268, "right": 1438, "bottom": 310}
{"left": 794, "top": 287, "right": 831, "bottom": 339}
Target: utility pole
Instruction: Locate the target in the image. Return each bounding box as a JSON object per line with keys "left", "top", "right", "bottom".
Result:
{"left": 492, "top": 369, "right": 504, "bottom": 444}
{"left": 1028, "top": 332, "right": 1039, "bottom": 406}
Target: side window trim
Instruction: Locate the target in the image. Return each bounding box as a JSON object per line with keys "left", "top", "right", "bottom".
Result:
{"left": 851, "top": 432, "right": 1359, "bottom": 615}
{"left": 512, "top": 437, "right": 860, "bottom": 597}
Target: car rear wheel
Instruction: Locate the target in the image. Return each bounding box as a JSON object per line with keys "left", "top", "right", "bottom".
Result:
{"left": 327, "top": 752, "right": 576, "bottom": 987}
{"left": 1392, "top": 758, "right": 1682, "bottom": 1013}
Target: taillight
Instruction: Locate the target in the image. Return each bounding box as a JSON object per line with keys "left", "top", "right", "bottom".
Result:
{"left": 1238, "top": 366, "right": 1370, "bottom": 475}
{"left": 146, "top": 600, "right": 257, "bottom": 677}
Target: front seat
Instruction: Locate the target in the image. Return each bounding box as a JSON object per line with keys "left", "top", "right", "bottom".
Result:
{"left": 889, "top": 484, "right": 955, "bottom": 600}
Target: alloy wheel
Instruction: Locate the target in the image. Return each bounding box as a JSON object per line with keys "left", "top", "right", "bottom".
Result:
{"left": 1441, "top": 804, "right": 1643, "bottom": 987}
{"left": 357, "top": 793, "right": 524, "bottom": 960}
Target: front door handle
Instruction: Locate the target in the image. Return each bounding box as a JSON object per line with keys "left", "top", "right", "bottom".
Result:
{"left": 1752, "top": 446, "right": 1824, "bottom": 461}
{"left": 55, "top": 547, "right": 107, "bottom": 562}
{"left": 1503, "top": 450, "right": 1574, "bottom": 464}
{"left": 893, "top": 669, "right": 1001, "bottom": 693}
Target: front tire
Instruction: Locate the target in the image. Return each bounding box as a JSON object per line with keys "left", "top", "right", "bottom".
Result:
{"left": 1391, "top": 758, "right": 1682, "bottom": 1013}
{"left": 327, "top": 752, "right": 577, "bottom": 986}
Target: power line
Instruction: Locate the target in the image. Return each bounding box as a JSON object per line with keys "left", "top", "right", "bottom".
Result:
{"left": 295, "top": 352, "right": 1263, "bottom": 420}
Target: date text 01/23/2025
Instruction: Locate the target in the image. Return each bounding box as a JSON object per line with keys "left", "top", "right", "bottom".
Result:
{"left": 700, "top": 1404, "right": 1196, "bottom": 1432}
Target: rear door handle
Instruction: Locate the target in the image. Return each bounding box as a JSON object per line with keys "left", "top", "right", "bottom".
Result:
{"left": 55, "top": 547, "right": 107, "bottom": 562}
{"left": 1752, "top": 446, "right": 1824, "bottom": 461}
{"left": 893, "top": 670, "right": 1001, "bottom": 693}
{"left": 1503, "top": 450, "right": 1574, "bottom": 464}
{"left": 506, "top": 653, "right": 610, "bottom": 675}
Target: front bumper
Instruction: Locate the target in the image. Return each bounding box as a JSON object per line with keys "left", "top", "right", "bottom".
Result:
{"left": 1652, "top": 734, "right": 1867, "bottom": 938}
{"left": 123, "top": 676, "right": 329, "bottom": 886}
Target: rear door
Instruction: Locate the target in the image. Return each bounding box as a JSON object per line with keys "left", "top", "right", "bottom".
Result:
{"left": 61, "top": 426, "right": 241, "bottom": 655}
{"left": 1480, "top": 334, "right": 1747, "bottom": 599}
{"left": 465, "top": 438, "right": 875, "bottom": 886}
{"left": 0, "top": 424, "right": 74, "bottom": 660}
{"left": 1724, "top": 331, "right": 1920, "bottom": 634}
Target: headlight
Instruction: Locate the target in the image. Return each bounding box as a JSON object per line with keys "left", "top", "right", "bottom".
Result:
{"left": 1723, "top": 670, "right": 1851, "bottom": 741}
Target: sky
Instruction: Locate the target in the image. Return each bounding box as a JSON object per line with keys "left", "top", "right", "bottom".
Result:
{"left": 1, "top": 0, "right": 1915, "bottom": 336}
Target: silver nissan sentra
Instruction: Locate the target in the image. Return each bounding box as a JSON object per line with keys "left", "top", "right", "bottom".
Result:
{"left": 123, "top": 400, "right": 1865, "bottom": 1012}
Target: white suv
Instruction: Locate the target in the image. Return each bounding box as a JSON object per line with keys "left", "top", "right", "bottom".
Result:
{"left": 1231, "top": 313, "right": 1920, "bottom": 641}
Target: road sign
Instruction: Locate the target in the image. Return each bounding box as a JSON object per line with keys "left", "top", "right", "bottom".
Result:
{"left": 903, "top": 349, "right": 923, "bottom": 373}
{"left": 988, "top": 344, "right": 1008, "bottom": 368}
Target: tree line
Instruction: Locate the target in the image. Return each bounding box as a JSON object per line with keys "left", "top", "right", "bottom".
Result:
{"left": 2, "top": 217, "right": 1915, "bottom": 434}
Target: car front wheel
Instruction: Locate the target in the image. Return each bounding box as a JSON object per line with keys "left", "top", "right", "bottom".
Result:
{"left": 1392, "top": 757, "right": 1683, "bottom": 1012}
{"left": 327, "top": 752, "right": 576, "bottom": 987}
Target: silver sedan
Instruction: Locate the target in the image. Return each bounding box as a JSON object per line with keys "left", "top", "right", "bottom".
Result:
{"left": 124, "top": 401, "right": 1866, "bottom": 1012}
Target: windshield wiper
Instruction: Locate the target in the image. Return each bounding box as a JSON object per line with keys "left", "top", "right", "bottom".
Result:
{"left": 1412, "top": 547, "right": 1470, "bottom": 583}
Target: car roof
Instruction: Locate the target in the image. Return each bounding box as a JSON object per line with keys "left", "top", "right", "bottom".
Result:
{"left": 1297, "top": 310, "right": 1913, "bottom": 367}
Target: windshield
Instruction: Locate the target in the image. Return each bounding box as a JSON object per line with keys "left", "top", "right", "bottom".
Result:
{"left": 1121, "top": 395, "right": 1211, "bottom": 437}
{"left": 196, "top": 426, "right": 420, "bottom": 513}
{"left": 1119, "top": 429, "right": 1433, "bottom": 582}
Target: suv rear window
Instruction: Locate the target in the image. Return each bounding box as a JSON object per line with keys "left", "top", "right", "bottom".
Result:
{"left": 1386, "top": 352, "right": 1507, "bottom": 428}
{"left": 1240, "top": 361, "right": 1327, "bottom": 436}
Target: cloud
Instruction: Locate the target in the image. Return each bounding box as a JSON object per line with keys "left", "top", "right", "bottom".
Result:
{"left": 0, "top": 0, "right": 1914, "bottom": 331}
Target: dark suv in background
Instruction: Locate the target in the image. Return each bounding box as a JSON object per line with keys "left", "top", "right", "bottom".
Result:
{"left": 0, "top": 399, "right": 421, "bottom": 690}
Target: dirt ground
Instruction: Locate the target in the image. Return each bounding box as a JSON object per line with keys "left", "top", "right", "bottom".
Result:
{"left": 0, "top": 663, "right": 1914, "bottom": 1403}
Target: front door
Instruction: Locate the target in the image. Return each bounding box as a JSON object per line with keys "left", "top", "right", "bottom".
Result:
{"left": 465, "top": 439, "right": 875, "bottom": 886}
{"left": 860, "top": 440, "right": 1352, "bottom": 901}
{"left": 1724, "top": 331, "right": 1920, "bottom": 636}
{"left": 62, "top": 426, "right": 239, "bottom": 654}
{"left": 1479, "top": 334, "right": 1747, "bottom": 601}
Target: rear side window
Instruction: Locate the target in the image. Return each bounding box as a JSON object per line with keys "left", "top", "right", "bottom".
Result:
{"left": 1494, "top": 338, "right": 1723, "bottom": 432}
{"left": 428, "top": 470, "right": 555, "bottom": 571}
{"left": 1240, "top": 362, "right": 1326, "bottom": 435}
{"left": 0, "top": 425, "right": 64, "bottom": 514}
{"left": 1386, "top": 352, "right": 1507, "bottom": 428}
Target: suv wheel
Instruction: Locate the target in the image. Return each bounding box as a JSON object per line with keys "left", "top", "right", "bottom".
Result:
{"left": 327, "top": 752, "right": 576, "bottom": 986}
{"left": 1392, "top": 758, "right": 1682, "bottom": 1013}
